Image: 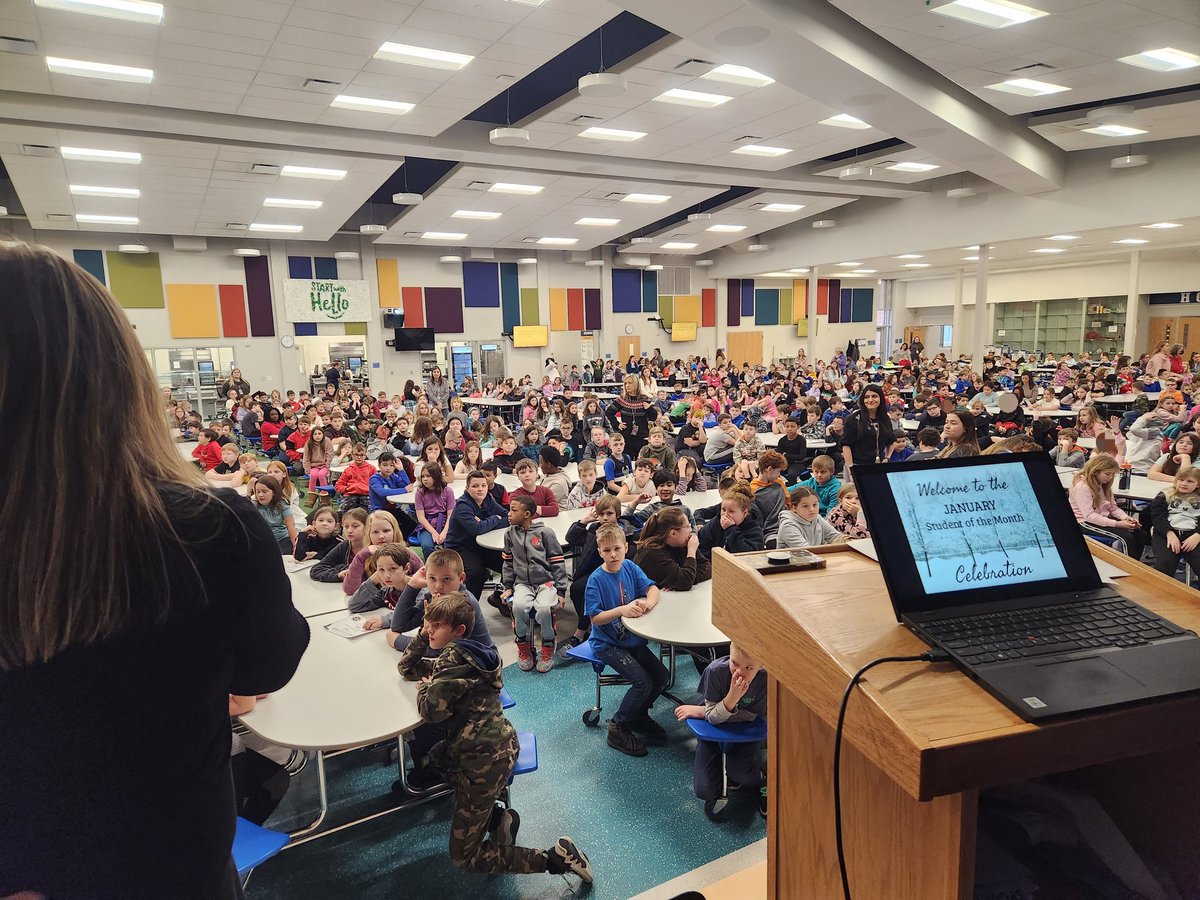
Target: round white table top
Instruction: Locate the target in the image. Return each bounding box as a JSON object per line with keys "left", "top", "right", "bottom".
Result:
{"left": 1058, "top": 469, "right": 1163, "bottom": 502}
{"left": 386, "top": 470, "right": 545, "bottom": 505}
{"left": 469, "top": 396, "right": 523, "bottom": 407}
{"left": 177, "top": 441, "right": 199, "bottom": 461}
{"left": 286, "top": 561, "right": 349, "bottom": 618}
{"left": 1028, "top": 407, "right": 1080, "bottom": 418}
{"left": 1077, "top": 436, "right": 1097, "bottom": 449}
{"left": 758, "top": 432, "right": 833, "bottom": 449}
{"left": 624, "top": 581, "right": 729, "bottom": 647}
{"left": 238, "top": 611, "right": 422, "bottom": 751}
{"left": 1094, "top": 393, "right": 1161, "bottom": 404}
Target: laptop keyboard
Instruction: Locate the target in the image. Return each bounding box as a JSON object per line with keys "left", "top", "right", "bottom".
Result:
{"left": 922, "top": 597, "right": 1187, "bottom": 666}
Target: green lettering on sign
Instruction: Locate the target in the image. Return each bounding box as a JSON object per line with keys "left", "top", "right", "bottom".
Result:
{"left": 310, "top": 281, "right": 350, "bottom": 320}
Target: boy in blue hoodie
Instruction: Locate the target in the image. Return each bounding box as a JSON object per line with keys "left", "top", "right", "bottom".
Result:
{"left": 397, "top": 593, "right": 593, "bottom": 883}
{"left": 369, "top": 451, "right": 411, "bottom": 511}
{"left": 444, "top": 471, "right": 508, "bottom": 603}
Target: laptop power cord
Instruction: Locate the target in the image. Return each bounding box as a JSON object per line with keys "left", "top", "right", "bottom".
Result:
{"left": 833, "top": 649, "right": 952, "bottom": 900}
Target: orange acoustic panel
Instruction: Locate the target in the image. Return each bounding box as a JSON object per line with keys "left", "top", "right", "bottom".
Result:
{"left": 377, "top": 258, "right": 401, "bottom": 308}
{"left": 401, "top": 286, "right": 424, "bottom": 327}
{"left": 816, "top": 279, "right": 829, "bottom": 316}
{"left": 793, "top": 280, "right": 808, "bottom": 322}
{"left": 567, "top": 288, "right": 585, "bottom": 331}
{"left": 549, "top": 288, "right": 568, "bottom": 331}
{"left": 219, "top": 284, "right": 248, "bottom": 337}
{"left": 701, "top": 288, "right": 716, "bottom": 327}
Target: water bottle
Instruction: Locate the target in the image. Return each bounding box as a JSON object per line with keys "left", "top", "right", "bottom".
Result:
{"left": 1119, "top": 463, "right": 1132, "bottom": 491}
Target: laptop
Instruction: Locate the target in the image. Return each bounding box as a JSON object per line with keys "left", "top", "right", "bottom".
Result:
{"left": 852, "top": 453, "right": 1200, "bottom": 721}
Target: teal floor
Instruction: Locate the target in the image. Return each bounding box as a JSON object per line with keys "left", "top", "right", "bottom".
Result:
{"left": 250, "top": 653, "right": 765, "bottom": 899}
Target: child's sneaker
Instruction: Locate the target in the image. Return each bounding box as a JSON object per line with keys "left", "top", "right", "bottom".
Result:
{"left": 546, "top": 836, "right": 593, "bottom": 883}
{"left": 536, "top": 643, "right": 555, "bottom": 673}
{"left": 491, "top": 806, "right": 520, "bottom": 846}
{"left": 606, "top": 721, "right": 647, "bottom": 757}
{"left": 516, "top": 640, "right": 534, "bottom": 671}
{"left": 559, "top": 632, "right": 588, "bottom": 659}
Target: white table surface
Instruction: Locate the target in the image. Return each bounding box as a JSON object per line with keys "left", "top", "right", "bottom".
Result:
{"left": 758, "top": 432, "right": 834, "bottom": 450}
{"left": 470, "top": 396, "right": 523, "bottom": 407}
{"left": 388, "top": 471, "right": 523, "bottom": 505}
{"left": 624, "top": 581, "right": 729, "bottom": 647}
{"left": 238, "top": 611, "right": 422, "bottom": 752}
{"left": 286, "top": 560, "right": 349, "bottom": 618}
{"left": 178, "top": 441, "right": 199, "bottom": 461}
{"left": 1058, "top": 469, "right": 1164, "bottom": 502}
{"left": 1027, "top": 407, "right": 1080, "bottom": 418}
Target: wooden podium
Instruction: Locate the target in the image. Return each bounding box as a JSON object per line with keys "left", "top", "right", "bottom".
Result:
{"left": 712, "top": 544, "right": 1200, "bottom": 899}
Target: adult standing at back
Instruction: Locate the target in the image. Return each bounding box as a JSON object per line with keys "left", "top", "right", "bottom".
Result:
{"left": 0, "top": 244, "right": 309, "bottom": 900}
{"left": 842, "top": 384, "right": 896, "bottom": 478}
{"left": 544, "top": 357, "right": 560, "bottom": 381}
{"left": 325, "top": 359, "right": 342, "bottom": 391}
{"left": 1145, "top": 341, "right": 1171, "bottom": 381}
{"left": 217, "top": 366, "right": 250, "bottom": 401}
{"left": 424, "top": 364, "right": 453, "bottom": 413}
{"left": 908, "top": 335, "right": 924, "bottom": 368}
{"left": 607, "top": 374, "right": 657, "bottom": 459}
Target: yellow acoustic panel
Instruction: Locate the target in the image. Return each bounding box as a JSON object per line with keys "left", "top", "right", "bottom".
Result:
{"left": 549, "top": 288, "right": 568, "bottom": 331}
{"left": 166, "top": 283, "right": 219, "bottom": 338}
{"left": 671, "top": 321, "right": 698, "bottom": 342}
{"left": 377, "top": 258, "right": 400, "bottom": 308}
{"left": 673, "top": 294, "right": 700, "bottom": 327}
{"left": 513, "top": 325, "right": 549, "bottom": 347}
{"left": 792, "top": 280, "right": 808, "bottom": 323}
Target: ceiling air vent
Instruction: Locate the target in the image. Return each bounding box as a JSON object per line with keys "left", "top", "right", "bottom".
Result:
{"left": 0, "top": 35, "right": 37, "bottom": 55}
{"left": 302, "top": 77, "right": 341, "bottom": 92}
{"left": 466, "top": 181, "right": 491, "bottom": 189}
{"left": 250, "top": 163, "right": 281, "bottom": 175}
{"left": 671, "top": 58, "right": 714, "bottom": 76}
{"left": 570, "top": 114, "right": 604, "bottom": 124}
{"left": 604, "top": 192, "right": 626, "bottom": 200}
{"left": 734, "top": 135, "right": 764, "bottom": 143}
{"left": 21, "top": 144, "right": 56, "bottom": 157}
{"left": 46, "top": 213, "right": 72, "bottom": 222}
{"left": 1009, "top": 62, "right": 1056, "bottom": 75}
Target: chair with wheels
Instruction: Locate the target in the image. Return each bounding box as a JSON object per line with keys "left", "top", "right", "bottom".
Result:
{"left": 232, "top": 816, "right": 289, "bottom": 887}
{"left": 563, "top": 642, "right": 629, "bottom": 727}
{"left": 685, "top": 717, "right": 768, "bottom": 821}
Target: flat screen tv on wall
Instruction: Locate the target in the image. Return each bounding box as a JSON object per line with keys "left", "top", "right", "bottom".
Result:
{"left": 394, "top": 328, "right": 435, "bottom": 351}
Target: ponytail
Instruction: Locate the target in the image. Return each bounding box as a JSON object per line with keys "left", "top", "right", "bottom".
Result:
{"left": 638, "top": 506, "right": 689, "bottom": 550}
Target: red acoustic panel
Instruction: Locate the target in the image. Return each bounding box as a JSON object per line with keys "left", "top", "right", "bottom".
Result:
{"left": 218, "top": 284, "right": 248, "bottom": 337}
{"left": 567, "top": 288, "right": 585, "bottom": 331}
{"left": 701, "top": 288, "right": 716, "bottom": 327}
{"left": 816, "top": 279, "right": 829, "bottom": 316}
{"left": 401, "top": 286, "right": 424, "bottom": 328}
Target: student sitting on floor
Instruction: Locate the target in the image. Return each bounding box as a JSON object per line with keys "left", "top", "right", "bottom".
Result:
{"left": 560, "top": 494, "right": 624, "bottom": 656}
{"left": 294, "top": 506, "right": 343, "bottom": 562}
{"left": 794, "top": 455, "right": 842, "bottom": 516}
{"left": 511, "top": 458, "right": 560, "bottom": 518}
{"left": 674, "top": 644, "right": 768, "bottom": 818}
{"left": 396, "top": 593, "right": 593, "bottom": 883}
{"left": 1148, "top": 466, "right": 1200, "bottom": 578}
{"left": 585, "top": 524, "right": 668, "bottom": 758}
{"left": 310, "top": 507, "right": 368, "bottom": 582}
{"left": 778, "top": 486, "right": 849, "bottom": 548}
{"left": 334, "top": 442, "right": 376, "bottom": 513}
{"left": 564, "top": 458, "right": 607, "bottom": 509}
{"left": 634, "top": 506, "right": 712, "bottom": 591}
{"left": 697, "top": 482, "right": 766, "bottom": 556}
{"left": 501, "top": 495, "right": 570, "bottom": 674}
{"left": 347, "top": 543, "right": 412, "bottom": 632}
{"left": 386, "top": 549, "right": 493, "bottom": 655}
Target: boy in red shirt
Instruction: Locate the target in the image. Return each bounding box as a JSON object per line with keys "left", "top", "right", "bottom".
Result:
{"left": 334, "top": 442, "right": 376, "bottom": 513}
{"left": 511, "top": 459, "right": 559, "bottom": 517}
{"left": 191, "top": 429, "right": 223, "bottom": 471}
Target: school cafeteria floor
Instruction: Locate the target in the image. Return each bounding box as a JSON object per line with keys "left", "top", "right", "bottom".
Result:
{"left": 251, "top": 602, "right": 766, "bottom": 899}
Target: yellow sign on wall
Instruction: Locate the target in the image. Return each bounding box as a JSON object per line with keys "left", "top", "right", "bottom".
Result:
{"left": 513, "top": 325, "right": 549, "bottom": 348}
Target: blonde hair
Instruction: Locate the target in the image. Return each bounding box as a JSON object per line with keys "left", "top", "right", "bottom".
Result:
{"left": 0, "top": 244, "right": 205, "bottom": 670}
{"left": 366, "top": 509, "right": 402, "bottom": 543}
{"left": 1167, "top": 465, "right": 1200, "bottom": 504}
{"left": 1073, "top": 454, "right": 1119, "bottom": 506}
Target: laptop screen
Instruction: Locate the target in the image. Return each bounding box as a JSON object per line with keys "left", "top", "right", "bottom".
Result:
{"left": 854, "top": 453, "right": 1101, "bottom": 620}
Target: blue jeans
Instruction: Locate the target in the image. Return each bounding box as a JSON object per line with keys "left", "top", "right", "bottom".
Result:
{"left": 416, "top": 529, "right": 437, "bottom": 558}
{"left": 594, "top": 642, "right": 669, "bottom": 725}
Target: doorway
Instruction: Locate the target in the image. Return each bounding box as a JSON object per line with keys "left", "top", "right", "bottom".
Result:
{"left": 727, "top": 330, "right": 764, "bottom": 366}
{"left": 903, "top": 326, "right": 926, "bottom": 349}
{"left": 618, "top": 336, "right": 641, "bottom": 365}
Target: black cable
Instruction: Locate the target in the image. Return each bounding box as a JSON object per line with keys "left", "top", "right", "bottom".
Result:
{"left": 833, "top": 649, "right": 951, "bottom": 900}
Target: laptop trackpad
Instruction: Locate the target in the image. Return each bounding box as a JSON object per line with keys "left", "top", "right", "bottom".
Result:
{"left": 998, "top": 655, "right": 1148, "bottom": 713}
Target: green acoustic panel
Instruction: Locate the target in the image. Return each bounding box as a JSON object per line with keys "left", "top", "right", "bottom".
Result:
{"left": 106, "top": 251, "right": 164, "bottom": 308}
{"left": 520, "top": 287, "right": 540, "bottom": 325}
{"left": 851, "top": 288, "right": 874, "bottom": 323}
{"left": 659, "top": 295, "right": 673, "bottom": 328}
{"left": 779, "top": 289, "right": 792, "bottom": 326}
{"left": 344, "top": 322, "right": 367, "bottom": 335}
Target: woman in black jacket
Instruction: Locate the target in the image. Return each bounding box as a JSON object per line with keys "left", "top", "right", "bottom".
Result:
{"left": 841, "top": 384, "right": 896, "bottom": 476}
{"left": 606, "top": 374, "right": 658, "bottom": 458}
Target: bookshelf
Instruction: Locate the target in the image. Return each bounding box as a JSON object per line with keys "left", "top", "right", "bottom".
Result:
{"left": 995, "top": 298, "right": 1126, "bottom": 356}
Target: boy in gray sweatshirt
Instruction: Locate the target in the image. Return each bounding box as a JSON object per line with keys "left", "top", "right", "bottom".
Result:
{"left": 501, "top": 495, "right": 570, "bottom": 673}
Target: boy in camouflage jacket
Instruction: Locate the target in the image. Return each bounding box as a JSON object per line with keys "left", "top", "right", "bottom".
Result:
{"left": 397, "top": 592, "right": 593, "bottom": 882}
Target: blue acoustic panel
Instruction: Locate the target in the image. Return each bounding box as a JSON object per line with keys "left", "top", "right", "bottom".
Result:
{"left": 831, "top": 288, "right": 847, "bottom": 324}
{"left": 313, "top": 256, "right": 338, "bottom": 279}
{"left": 294, "top": 322, "right": 318, "bottom": 336}
{"left": 463, "top": 260, "right": 500, "bottom": 308}
{"left": 73, "top": 249, "right": 106, "bottom": 284}
{"left": 612, "top": 268, "right": 641, "bottom": 312}
{"left": 500, "top": 262, "right": 521, "bottom": 332}
{"left": 641, "top": 270, "right": 658, "bottom": 313}
{"left": 740, "top": 279, "right": 754, "bottom": 317}
{"left": 754, "top": 288, "right": 779, "bottom": 326}
{"left": 840, "top": 289, "right": 853, "bottom": 323}
{"left": 288, "top": 256, "right": 313, "bottom": 279}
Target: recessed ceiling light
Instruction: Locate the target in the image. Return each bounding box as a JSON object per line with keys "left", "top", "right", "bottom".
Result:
{"left": 61, "top": 146, "right": 140, "bottom": 164}
{"left": 895, "top": 254, "right": 924, "bottom": 259}
{"left": 1118, "top": 47, "right": 1200, "bottom": 72}
{"left": 622, "top": 193, "right": 671, "bottom": 204}
{"left": 903, "top": 263, "right": 931, "bottom": 268}
{"left": 1113, "top": 238, "right": 1149, "bottom": 244}
{"left": 661, "top": 242, "right": 698, "bottom": 250}
{"left": 264, "top": 198, "right": 322, "bottom": 209}
{"left": 761, "top": 202, "right": 804, "bottom": 212}
{"left": 249, "top": 223, "right": 303, "bottom": 232}
{"left": 451, "top": 210, "right": 502, "bottom": 220}
{"left": 962, "top": 256, "right": 980, "bottom": 261}
{"left": 1143, "top": 222, "right": 1181, "bottom": 229}
{"left": 930, "top": 0, "right": 1047, "bottom": 29}
{"left": 537, "top": 237, "right": 577, "bottom": 245}
{"left": 851, "top": 269, "right": 878, "bottom": 274}
{"left": 375, "top": 41, "right": 473, "bottom": 71}
{"left": 887, "top": 161, "right": 940, "bottom": 173}
{"left": 1031, "top": 247, "right": 1067, "bottom": 253}
{"left": 75, "top": 214, "right": 138, "bottom": 224}
{"left": 706, "top": 224, "right": 746, "bottom": 233}
{"left": 819, "top": 113, "right": 870, "bottom": 129}
{"left": 47, "top": 56, "right": 153, "bottom": 83}
{"left": 985, "top": 77, "right": 1069, "bottom": 96}
{"left": 1082, "top": 124, "right": 1147, "bottom": 137}
{"left": 788, "top": 268, "right": 810, "bottom": 274}
{"left": 576, "top": 217, "right": 620, "bottom": 226}
{"left": 579, "top": 126, "right": 646, "bottom": 141}
{"left": 422, "top": 231, "right": 467, "bottom": 240}
{"left": 654, "top": 88, "right": 732, "bottom": 108}
{"left": 69, "top": 184, "right": 139, "bottom": 198}
{"left": 1046, "top": 234, "right": 1079, "bottom": 241}
{"left": 837, "top": 262, "right": 862, "bottom": 267}
{"left": 489, "top": 182, "right": 543, "bottom": 195}
{"left": 700, "top": 63, "right": 774, "bottom": 87}
{"left": 281, "top": 165, "right": 346, "bottom": 180}
{"left": 34, "top": 0, "right": 163, "bottom": 24}
{"left": 330, "top": 95, "right": 414, "bottom": 114}
{"left": 963, "top": 245, "right": 980, "bottom": 250}
{"left": 731, "top": 144, "right": 791, "bottom": 157}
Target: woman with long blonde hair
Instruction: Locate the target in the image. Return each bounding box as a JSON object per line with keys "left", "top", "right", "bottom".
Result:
{"left": 0, "top": 244, "right": 307, "bottom": 898}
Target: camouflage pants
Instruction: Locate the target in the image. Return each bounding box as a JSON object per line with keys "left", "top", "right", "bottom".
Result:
{"left": 433, "top": 732, "right": 549, "bottom": 874}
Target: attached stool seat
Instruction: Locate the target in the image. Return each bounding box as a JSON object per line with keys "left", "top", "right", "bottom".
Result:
{"left": 564, "top": 642, "right": 630, "bottom": 727}
{"left": 499, "top": 686, "right": 515, "bottom": 709}
{"left": 232, "top": 816, "right": 288, "bottom": 885}
{"left": 686, "top": 717, "right": 768, "bottom": 820}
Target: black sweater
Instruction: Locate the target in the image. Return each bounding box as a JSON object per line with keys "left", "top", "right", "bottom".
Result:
{"left": 634, "top": 544, "right": 713, "bottom": 591}
{"left": 311, "top": 539, "right": 357, "bottom": 582}
{"left": 294, "top": 531, "right": 344, "bottom": 562}
{"left": 0, "top": 487, "right": 308, "bottom": 900}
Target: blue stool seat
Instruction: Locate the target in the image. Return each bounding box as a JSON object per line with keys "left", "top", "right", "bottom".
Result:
{"left": 315, "top": 484, "right": 337, "bottom": 495}
{"left": 512, "top": 731, "right": 538, "bottom": 776}
{"left": 686, "top": 717, "right": 767, "bottom": 745}
{"left": 499, "top": 686, "right": 515, "bottom": 709}
{"left": 232, "top": 816, "right": 288, "bottom": 879}
{"left": 564, "top": 642, "right": 604, "bottom": 671}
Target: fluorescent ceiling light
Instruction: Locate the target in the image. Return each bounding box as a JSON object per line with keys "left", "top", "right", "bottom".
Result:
{"left": 963, "top": 245, "right": 980, "bottom": 250}
{"left": 489, "top": 182, "right": 543, "bottom": 195}
{"left": 761, "top": 202, "right": 804, "bottom": 212}
{"left": 837, "top": 262, "right": 862, "bottom": 267}
{"left": 375, "top": 41, "right": 473, "bottom": 71}
{"left": 1031, "top": 247, "right": 1066, "bottom": 253}
{"left": 851, "top": 269, "right": 878, "bottom": 274}
{"left": 61, "top": 146, "right": 141, "bottom": 164}
{"left": 819, "top": 113, "right": 871, "bottom": 129}
{"left": 422, "top": 231, "right": 467, "bottom": 240}
{"left": 731, "top": 144, "right": 791, "bottom": 157}
{"left": 331, "top": 94, "right": 413, "bottom": 114}
{"left": 537, "top": 237, "right": 577, "bottom": 245}
{"left": 1144, "top": 222, "right": 1182, "bottom": 229}
{"left": 576, "top": 217, "right": 620, "bottom": 226}
{"left": 758, "top": 272, "right": 794, "bottom": 278}
{"left": 506, "top": 0, "right": 547, "bottom": 5}
{"left": 75, "top": 213, "right": 137, "bottom": 225}
{"left": 985, "top": 77, "right": 1069, "bottom": 96}
{"left": 621, "top": 193, "right": 671, "bottom": 204}
{"left": 962, "top": 256, "right": 980, "bottom": 261}
{"left": 788, "top": 268, "right": 809, "bottom": 274}
{"left": 930, "top": 0, "right": 1047, "bottom": 29}
{"left": 661, "top": 242, "right": 698, "bottom": 250}
{"left": 654, "top": 88, "right": 732, "bottom": 108}
{"left": 1113, "top": 238, "right": 1149, "bottom": 244}
{"left": 887, "top": 161, "right": 940, "bottom": 173}
{"left": 894, "top": 254, "right": 924, "bottom": 259}
{"left": 249, "top": 223, "right": 303, "bottom": 232}
{"left": 579, "top": 126, "right": 646, "bottom": 141}
{"left": 1118, "top": 47, "right": 1200, "bottom": 72}
{"left": 281, "top": 165, "right": 346, "bottom": 180}
{"left": 34, "top": 0, "right": 163, "bottom": 24}
{"left": 451, "top": 210, "right": 501, "bottom": 220}
{"left": 47, "top": 56, "right": 153, "bottom": 83}
{"left": 700, "top": 64, "right": 774, "bottom": 87}
{"left": 1046, "top": 234, "right": 1079, "bottom": 240}
{"left": 1082, "top": 124, "right": 1147, "bottom": 137}
{"left": 264, "top": 198, "right": 322, "bottom": 209}
{"left": 69, "top": 184, "right": 139, "bottom": 198}
{"left": 706, "top": 224, "right": 746, "bottom": 233}
{"left": 903, "top": 263, "right": 931, "bottom": 268}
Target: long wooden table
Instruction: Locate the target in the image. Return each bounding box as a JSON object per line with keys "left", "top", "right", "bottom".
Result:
{"left": 712, "top": 543, "right": 1200, "bottom": 899}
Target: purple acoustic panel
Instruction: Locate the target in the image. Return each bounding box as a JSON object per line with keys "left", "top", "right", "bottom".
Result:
{"left": 243, "top": 256, "right": 275, "bottom": 337}
{"left": 727, "top": 278, "right": 741, "bottom": 327}
{"left": 584, "top": 288, "right": 601, "bottom": 330}
{"left": 424, "top": 287, "right": 464, "bottom": 333}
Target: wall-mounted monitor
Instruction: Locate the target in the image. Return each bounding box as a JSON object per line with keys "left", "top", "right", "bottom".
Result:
{"left": 348, "top": 357, "right": 362, "bottom": 370}
{"left": 383, "top": 309, "right": 406, "bottom": 329}
{"left": 394, "top": 328, "right": 435, "bottom": 351}
{"left": 197, "top": 361, "right": 215, "bottom": 373}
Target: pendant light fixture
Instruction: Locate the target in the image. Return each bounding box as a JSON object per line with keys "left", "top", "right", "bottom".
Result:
{"left": 578, "top": 25, "right": 626, "bottom": 97}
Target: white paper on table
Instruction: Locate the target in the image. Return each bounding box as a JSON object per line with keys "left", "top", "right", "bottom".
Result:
{"left": 323, "top": 615, "right": 374, "bottom": 639}
{"left": 285, "top": 557, "right": 319, "bottom": 574}
{"left": 847, "top": 538, "right": 878, "bottom": 562}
